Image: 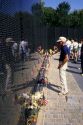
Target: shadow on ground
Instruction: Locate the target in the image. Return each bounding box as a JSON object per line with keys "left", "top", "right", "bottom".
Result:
{"left": 47, "top": 83, "right": 61, "bottom": 93}
{"left": 67, "top": 69, "right": 81, "bottom": 74}
{"left": 68, "top": 65, "right": 78, "bottom": 69}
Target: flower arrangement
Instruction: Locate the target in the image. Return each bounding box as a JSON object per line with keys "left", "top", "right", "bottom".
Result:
{"left": 15, "top": 92, "right": 48, "bottom": 124}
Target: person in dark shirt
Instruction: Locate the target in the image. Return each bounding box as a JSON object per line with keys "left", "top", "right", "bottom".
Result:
{"left": 57, "top": 36, "right": 69, "bottom": 95}
{"left": 80, "top": 40, "right": 83, "bottom": 76}
{"left": 59, "top": 45, "right": 69, "bottom": 62}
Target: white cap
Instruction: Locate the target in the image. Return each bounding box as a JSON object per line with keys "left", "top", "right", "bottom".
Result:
{"left": 57, "top": 36, "right": 67, "bottom": 43}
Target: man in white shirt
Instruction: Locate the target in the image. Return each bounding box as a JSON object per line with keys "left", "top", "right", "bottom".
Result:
{"left": 73, "top": 40, "right": 78, "bottom": 63}
{"left": 66, "top": 39, "right": 71, "bottom": 58}
{"left": 78, "top": 41, "right": 82, "bottom": 59}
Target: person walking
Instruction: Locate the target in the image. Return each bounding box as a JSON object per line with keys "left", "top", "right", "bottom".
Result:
{"left": 78, "top": 41, "right": 82, "bottom": 59}
{"left": 73, "top": 40, "right": 78, "bottom": 63}
{"left": 57, "top": 36, "right": 69, "bottom": 95}
{"left": 66, "top": 39, "right": 71, "bottom": 59}
{"left": 70, "top": 39, "right": 74, "bottom": 60}
{"left": 80, "top": 40, "right": 83, "bottom": 76}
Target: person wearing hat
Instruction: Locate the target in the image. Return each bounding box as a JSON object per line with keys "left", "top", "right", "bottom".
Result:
{"left": 80, "top": 39, "right": 83, "bottom": 76}
{"left": 57, "top": 36, "right": 69, "bottom": 95}
{"left": 66, "top": 39, "right": 71, "bottom": 59}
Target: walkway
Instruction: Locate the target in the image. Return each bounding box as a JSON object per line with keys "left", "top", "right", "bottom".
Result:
{"left": 37, "top": 53, "right": 83, "bottom": 125}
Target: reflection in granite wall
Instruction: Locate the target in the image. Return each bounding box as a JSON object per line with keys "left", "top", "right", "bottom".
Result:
{"left": 0, "top": 0, "right": 42, "bottom": 50}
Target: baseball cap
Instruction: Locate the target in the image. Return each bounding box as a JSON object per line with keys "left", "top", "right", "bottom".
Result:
{"left": 57, "top": 36, "right": 67, "bottom": 43}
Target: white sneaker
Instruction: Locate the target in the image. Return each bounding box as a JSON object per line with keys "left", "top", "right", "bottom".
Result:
{"left": 63, "top": 91, "right": 68, "bottom": 95}
{"left": 58, "top": 91, "right": 68, "bottom": 95}
{"left": 58, "top": 92, "right": 63, "bottom": 95}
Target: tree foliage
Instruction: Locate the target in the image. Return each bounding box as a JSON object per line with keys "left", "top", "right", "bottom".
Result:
{"left": 43, "top": 7, "right": 57, "bottom": 26}
{"left": 56, "top": 1, "right": 70, "bottom": 15}
{"left": 31, "top": 1, "right": 83, "bottom": 28}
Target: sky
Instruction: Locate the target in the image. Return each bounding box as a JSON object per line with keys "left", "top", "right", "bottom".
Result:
{"left": 0, "top": 0, "right": 83, "bottom": 15}
{"left": 44, "top": 0, "right": 83, "bottom": 11}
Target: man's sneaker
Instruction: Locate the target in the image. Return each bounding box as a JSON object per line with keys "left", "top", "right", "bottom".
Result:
{"left": 63, "top": 91, "right": 68, "bottom": 95}
{"left": 58, "top": 92, "right": 63, "bottom": 95}
{"left": 58, "top": 91, "right": 68, "bottom": 95}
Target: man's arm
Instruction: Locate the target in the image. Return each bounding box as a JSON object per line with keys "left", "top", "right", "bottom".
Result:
{"left": 58, "top": 54, "right": 69, "bottom": 69}
{"left": 61, "top": 54, "right": 69, "bottom": 66}
{"left": 54, "top": 47, "right": 60, "bottom": 54}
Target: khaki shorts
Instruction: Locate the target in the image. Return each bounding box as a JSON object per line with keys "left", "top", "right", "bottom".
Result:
{"left": 73, "top": 48, "right": 78, "bottom": 53}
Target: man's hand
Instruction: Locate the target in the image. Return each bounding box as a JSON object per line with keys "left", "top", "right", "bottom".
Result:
{"left": 58, "top": 64, "right": 62, "bottom": 69}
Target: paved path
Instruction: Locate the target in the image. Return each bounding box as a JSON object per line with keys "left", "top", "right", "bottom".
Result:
{"left": 0, "top": 53, "right": 83, "bottom": 125}
{"left": 68, "top": 60, "right": 83, "bottom": 91}
{"left": 37, "top": 53, "right": 83, "bottom": 125}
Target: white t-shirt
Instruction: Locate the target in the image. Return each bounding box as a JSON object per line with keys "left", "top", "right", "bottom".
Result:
{"left": 66, "top": 40, "right": 71, "bottom": 48}
{"left": 78, "top": 43, "right": 82, "bottom": 48}
{"left": 70, "top": 43, "right": 74, "bottom": 50}
{"left": 73, "top": 42, "right": 78, "bottom": 49}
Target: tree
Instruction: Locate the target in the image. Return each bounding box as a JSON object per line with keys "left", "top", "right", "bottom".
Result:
{"left": 55, "top": 1, "right": 71, "bottom": 27}
{"left": 42, "top": 7, "right": 57, "bottom": 26}
{"left": 31, "top": 3, "right": 44, "bottom": 24}
{"left": 69, "top": 10, "right": 80, "bottom": 27}
{"left": 78, "top": 10, "right": 83, "bottom": 27}
{"left": 56, "top": 1, "right": 71, "bottom": 15}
